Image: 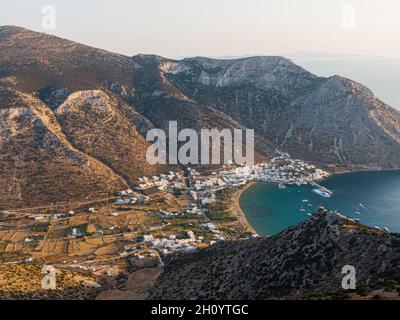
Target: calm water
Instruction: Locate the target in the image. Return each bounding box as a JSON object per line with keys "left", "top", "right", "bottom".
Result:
{"left": 240, "top": 171, "right": 400, "bottom": 236}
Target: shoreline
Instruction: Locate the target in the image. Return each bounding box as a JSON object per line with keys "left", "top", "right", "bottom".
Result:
{"left": 231, "top": 182, "right": 257, "bottom": 235}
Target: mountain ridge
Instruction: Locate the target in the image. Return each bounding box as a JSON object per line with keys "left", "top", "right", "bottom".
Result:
{"left": 1, "top": 26, "right": 400, "bottom": 208}
{"left": 162, "top": 55, "right": 400, "bottom": 168}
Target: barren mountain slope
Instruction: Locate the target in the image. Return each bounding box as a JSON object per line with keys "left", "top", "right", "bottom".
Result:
{"left": 0, "top": 86, "right": 127, "bottom": 209}
{"left": 0, "top": 25, "right": 136, "bottom": 92}
{"left": 130, "top": 54, "right": 278, "bottom": 160}
{"left": 163, "top": 57, "right": 400, "bottom": 169}
{"left": 55, "top": 90, "right": 161, "bottom": 184}
{"left": 0, "top": 26, "right": 277, "bottom": 165}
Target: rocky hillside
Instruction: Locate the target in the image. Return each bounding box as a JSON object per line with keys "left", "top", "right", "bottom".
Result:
{"left": 0, "top": 25, "right": 135, "bottom": 92}
{"left": 0, "top": 27, "right": 164, "bottom": 209}
{"left": 1, "top": 25, "right": 400, "bottom": 208}
{"left": 149, "top": 210, "right": 400, "bottom": 300}
{"left": 55, "top": 90, "right": 159, "bottom": 185}
{"left": 0, "top": 26, "right": 276, "bottom": 209}
{"left": 0, "top": 86, "right": 128, "bottom": 209}
{"left": 162, "top": 56, "right": 400, "bottom": 169}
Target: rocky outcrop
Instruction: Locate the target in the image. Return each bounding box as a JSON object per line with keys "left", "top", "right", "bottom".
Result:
{"left": 149, "top": 210, "right": 400, "bottom": 300}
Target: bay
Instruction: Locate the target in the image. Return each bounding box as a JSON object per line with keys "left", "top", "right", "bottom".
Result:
{"left": 240, "top": 171, "right": 400, "bottom": 236}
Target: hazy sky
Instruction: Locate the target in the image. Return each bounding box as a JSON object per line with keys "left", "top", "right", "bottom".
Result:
{"left": 2, "top": 0, "right": 400, "bottom": 59}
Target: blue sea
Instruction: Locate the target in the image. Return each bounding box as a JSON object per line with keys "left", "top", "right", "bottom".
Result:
{"left": 239, "top": 171, "right": 400, "bottom": 236}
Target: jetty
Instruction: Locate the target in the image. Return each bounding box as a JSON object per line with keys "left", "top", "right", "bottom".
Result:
{"left": 310, "top": 181, "right": 333, "bottom": 196}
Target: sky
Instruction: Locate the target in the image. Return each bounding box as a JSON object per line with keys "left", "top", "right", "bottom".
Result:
{"left": 2, "top": 0, "right": 400, "bottom": 59}
{"left": 2, "top": 0, "right": 400, "bottom": 108}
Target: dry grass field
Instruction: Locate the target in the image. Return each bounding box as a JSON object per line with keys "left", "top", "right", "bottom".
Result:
{"left": 0, "top": 264, "right": 101, "bottom": 299}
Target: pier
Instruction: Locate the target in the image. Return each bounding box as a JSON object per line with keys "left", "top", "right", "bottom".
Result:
{"left": 309, "top": 181, "right": 333, "bottom": 195}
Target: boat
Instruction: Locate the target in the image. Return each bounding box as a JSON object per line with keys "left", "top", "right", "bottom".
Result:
{"left": 302, "top": 199, "right": 309, "bottom": 203}
{"left": 307, "top": 213, "right": 312, "bottom": 217}
{"left": 383, "top": 227, "right": 390, "bottom": 233}
{"left": 307, "top": 204, "right": 313, "bottom": 207}
{"left": 354, "top": 218, "right": 360, "bottom": 222}
{"left": 278, "top": 183, "right": 286, "bottom": 189}
{"left": 312, "top": 188, "right": 331, "bottom": 198}
{"left": 299, "top": 209, "right": 306, "bottom": 213}
{"left": 355, "top": 211, "right": 361, "bottom": 215}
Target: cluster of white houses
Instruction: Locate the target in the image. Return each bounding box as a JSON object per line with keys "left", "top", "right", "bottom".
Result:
{"left": 156, "top": 204, "right": 206, "bottom": 218}
{"left": 111, "top": 152, "right": 329, "bottom": 221}
{"left": 136, "top": 172, "right": 182, "bottom": 191}
{"left": 111, "top": 152, "right": 327, "bottom": 213}
{"left": 114, "top": 190, "right": 150, "bottom": 205}
{"left": 126, "top": 224, "right": 227, "bottom": 256}
{"left": 182, "top": 153, "right": 328, "bottom": 208}
{"left": 141, "top": 232, "right": 200, "bottom": 255}
{"left": 254, "top": 153, "right": 327, "bottom": 184}
{"left": 201, "top": 222, "right": 226, "bottom": 241}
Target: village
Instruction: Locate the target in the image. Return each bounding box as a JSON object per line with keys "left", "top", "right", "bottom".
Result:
{"left": 0, "top": 152, "right": 328, "bottom": 285}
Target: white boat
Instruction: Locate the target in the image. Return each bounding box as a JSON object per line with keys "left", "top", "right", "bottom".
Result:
{"left": 312, "top": 188, "right": 331, "bottom": 198}
{"left": 302, "top": 199, "right": 309, "bottom": 203}
{"left": 307, "top": 213, "right": 312, "bottom": 217}
{"left": 355, "top": 211, "right": 361, "bottom": 215}
{"left": 278, "top": 183, "right": 286, "bottom": 189}
{"left": 383, "top": 227, "right": 390, "bottom": 233}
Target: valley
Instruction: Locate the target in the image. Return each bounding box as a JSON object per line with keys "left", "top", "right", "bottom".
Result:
{"left": 0, "top": 153, "right": 327, "bottom": 299}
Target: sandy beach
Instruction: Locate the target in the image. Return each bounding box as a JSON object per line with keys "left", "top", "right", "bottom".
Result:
{"left": 230, "top": 182, "right": 257, "bottom": 234}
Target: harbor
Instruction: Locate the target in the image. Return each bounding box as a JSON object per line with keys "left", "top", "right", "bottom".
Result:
{"left": 239, "top": 170, "right": 400, "bottom": 236}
